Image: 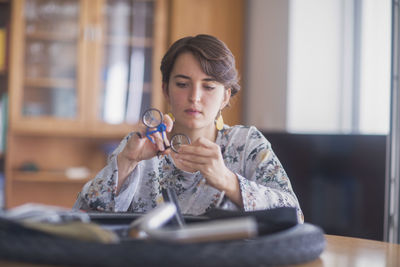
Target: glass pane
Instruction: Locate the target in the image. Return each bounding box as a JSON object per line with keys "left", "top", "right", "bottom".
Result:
{"left": 101, "top": 0, "right": 154, "bottom": 124}
{"left": 23, "top": 87, "right": 77, "bottom": 118}
{"left": 23, "top": 0, "right": 79, "bottom": 118}
{"left": 24, "top": 40, "right": 77, "bottom": 79}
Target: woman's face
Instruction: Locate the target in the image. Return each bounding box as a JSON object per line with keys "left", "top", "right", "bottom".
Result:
{"left": 164, "top": 52, "right": 231, "bottom": 131}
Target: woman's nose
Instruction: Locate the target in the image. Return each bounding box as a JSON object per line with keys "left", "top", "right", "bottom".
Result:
{"left": 189, "top": 85, "right": 201, "bottom": 102}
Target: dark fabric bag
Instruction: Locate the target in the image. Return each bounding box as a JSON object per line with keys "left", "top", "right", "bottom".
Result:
{"left": 203, "top": 207, "right": 299, "bottom": 235}
{"left": 0, "top": 208, "right": 325, "bottom": 267}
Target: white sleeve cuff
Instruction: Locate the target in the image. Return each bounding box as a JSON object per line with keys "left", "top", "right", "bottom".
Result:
{"left": 114, "top": 156, "right": 142, "bottom": 212}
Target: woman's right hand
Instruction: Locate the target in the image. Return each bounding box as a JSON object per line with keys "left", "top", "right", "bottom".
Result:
{"left": 119, "top": 113, "right": 174, "bottom": 165}
{"left": 116, "top": 113, "right": 174, "bottom": 194}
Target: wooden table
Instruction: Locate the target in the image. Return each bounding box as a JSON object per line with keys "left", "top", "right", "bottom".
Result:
{"left": 1, "top": 235, "right": 400, "bottom": 266}
{"left": 291, "top": 235, "right": 400, "bottom": 267}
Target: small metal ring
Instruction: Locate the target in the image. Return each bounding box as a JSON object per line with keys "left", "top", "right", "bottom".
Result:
{"left": 142, "top": 108, "right": 163, "bottom": 128}
{"left": 170, "top": 133, "right": 191, "bottom": 153}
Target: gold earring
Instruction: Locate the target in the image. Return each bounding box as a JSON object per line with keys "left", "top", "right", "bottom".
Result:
{"left": 167, "top": 112, "right": 175, "bottom": 122}
{"left": 215, "top": 110, "right": 224, "bottom": 131}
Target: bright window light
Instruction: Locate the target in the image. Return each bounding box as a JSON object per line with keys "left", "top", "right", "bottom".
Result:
{"left": 287, "top": 0, "right": 391, "bottom": 134}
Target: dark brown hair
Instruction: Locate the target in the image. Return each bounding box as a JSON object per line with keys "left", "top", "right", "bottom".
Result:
{"left": 160, "top": 34, "right": 240, "bottom": 97}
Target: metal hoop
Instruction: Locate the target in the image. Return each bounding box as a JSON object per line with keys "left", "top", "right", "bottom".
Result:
{"left": 142, "top": 108, "right": 163, "bottom": 128}
{"left": 170, "top": 133, "right": 191, "bottom": 153}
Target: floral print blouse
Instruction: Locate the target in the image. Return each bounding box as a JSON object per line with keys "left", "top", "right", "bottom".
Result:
{"left": 74, "top": 125, "right": 304, "bottom": 223}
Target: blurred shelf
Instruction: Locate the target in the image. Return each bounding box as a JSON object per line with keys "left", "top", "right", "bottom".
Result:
{"left": 12, "top": 170, "right": 92, "bottom": 183}
{"left": 26, "top": 31, "right": 78, "bottom": 42}
{"left": 24, "top": 77, "right": 75, "bottom": 89}
{"left": 11, "top": 117, "right": 131, "bottom": 139}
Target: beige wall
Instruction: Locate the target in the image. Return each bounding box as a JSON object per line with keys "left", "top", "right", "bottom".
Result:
{"left": 244, "top": 0, "right": 289, "bottom": 131}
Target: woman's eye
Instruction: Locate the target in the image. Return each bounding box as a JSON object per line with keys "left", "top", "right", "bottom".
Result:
{"left": 176, "top": 82, "right": 187, "bottom": 88}
{"left": 204, "top": 85, "right": 215, "bottom": 90}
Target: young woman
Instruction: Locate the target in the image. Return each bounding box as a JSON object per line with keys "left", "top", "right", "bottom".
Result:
{"left": 74, "top": 34, "right": 303, "bottom": 222}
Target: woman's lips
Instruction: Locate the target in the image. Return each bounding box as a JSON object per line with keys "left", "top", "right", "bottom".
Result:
{"left": 185, "top": 109, "right": 202, "bottom": 116}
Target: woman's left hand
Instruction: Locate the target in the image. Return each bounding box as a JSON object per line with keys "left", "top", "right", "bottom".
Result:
{"left": 173, "top": 137, "right": 243, "bottom": 206}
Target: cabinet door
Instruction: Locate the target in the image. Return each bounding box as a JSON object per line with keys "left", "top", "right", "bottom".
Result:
{"left": 9, "top": 0, "right": 84, "bottom": 134}
{"left": 9, "top": 0, "right": 168, "bottom": 136}
{"left": 89, "top": 0, "right": 166, "bottom": 137}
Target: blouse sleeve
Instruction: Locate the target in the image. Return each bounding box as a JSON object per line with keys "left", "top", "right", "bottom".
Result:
{"left": 73, "top": 133, "right": 139, "bottom": 212}
{"left": 237, "top": 127, "right": 304, "bottom": 223}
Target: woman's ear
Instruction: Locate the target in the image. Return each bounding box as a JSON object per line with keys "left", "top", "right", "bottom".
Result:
{"left": 162, "top": 82, "right": 169, "bottom": 100}
{"left": 221, "top": 88, "right": 232, "bottom": 109}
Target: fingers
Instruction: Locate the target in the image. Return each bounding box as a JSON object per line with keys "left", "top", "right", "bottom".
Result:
{"left": 175, "top": 138, "right": 221, "bottom": 167}
{"left": 163, "top": 132, "right": 171, "bottom": 147}
{"left": 129, "top": 131, "right": 142, "bottom": 140}
{"left": 164, "top": 113, "right": 174, "bottom": 132}
{"left": 177, "top": 146, "right": 215, "bottom": 160}
{"left": 129, "top": 112, "right": 174, "bottom": 156}
{"left": 129, "top": 122, "right": 147, "bottom": 139}
{"left": 145, "top": 112, "right": 173, "bottom": 151}
{"left": 175, "top": 153, "right": 209, "bottom": 165}
{"left": 177, "top": 137, "right": 217, "bottom": 156}
{"left": 126, "top": 127, "right": 145, "bottom": 147}
{"left": 151, "top": 131, "right": 167, "bottom": 151}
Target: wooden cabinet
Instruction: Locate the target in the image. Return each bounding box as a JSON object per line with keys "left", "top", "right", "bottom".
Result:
{"left": 6, "top": 0, "right": 243, "bottom": 209}
{"left": 9, "top": 0, "right": 167, "bottom": 137}
{"left": 6, "top": 0, "right": 168, "bottom": 208}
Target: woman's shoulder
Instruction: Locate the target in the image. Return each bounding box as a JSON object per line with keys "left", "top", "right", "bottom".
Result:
{"left": 219, "top": 125, "right": 266, "bottom": 143}
{"left": 221, "top": 124, "right": 263, "bottom": 136}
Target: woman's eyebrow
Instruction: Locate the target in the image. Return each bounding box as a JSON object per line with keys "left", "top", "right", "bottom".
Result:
{"left": 173, "top": 74, "right": 216, "bottom": 82}
{"left": 203, "top": 78, "right": 217, "bottom": 82}
{"left": 173, "top": 74, "right": 190, "bottom": 80}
